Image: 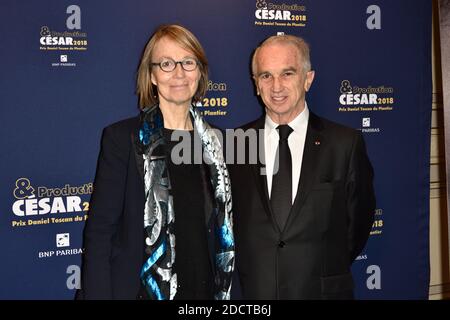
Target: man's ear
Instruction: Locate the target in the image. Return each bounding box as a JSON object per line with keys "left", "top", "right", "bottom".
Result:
{"left": 304, "top": 70, "right": 315, "bottom": 92}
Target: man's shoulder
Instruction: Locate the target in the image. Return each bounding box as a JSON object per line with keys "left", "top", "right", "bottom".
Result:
{"left": 232, "top": 113, "right": 360, "bottom": 139}
{"left": 311, "top": 112, "right": 359, "bottom": 139}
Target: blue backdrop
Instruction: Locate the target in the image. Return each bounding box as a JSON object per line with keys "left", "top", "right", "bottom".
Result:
{"left": 0, "top": 0, "right": 431, "bottom": 299}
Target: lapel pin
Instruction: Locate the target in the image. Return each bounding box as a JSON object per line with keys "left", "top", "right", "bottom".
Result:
{"left": 315, "top": 140, "right": 321, "bottom": 146}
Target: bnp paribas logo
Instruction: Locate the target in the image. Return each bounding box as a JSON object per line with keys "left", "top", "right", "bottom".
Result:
{"left": 56, "top": 233, "right": 70, "bottom": 248}
{"left": 256, "top": 0, "right": 267, "bottom": 9}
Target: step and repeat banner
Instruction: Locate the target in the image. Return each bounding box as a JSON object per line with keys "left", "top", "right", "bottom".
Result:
{"left": 0, "top": 0, "right": 431, "bottom": 299}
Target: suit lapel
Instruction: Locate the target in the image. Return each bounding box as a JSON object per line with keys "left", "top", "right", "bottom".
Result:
{"left": 285, "top": 112, "right": 324, "bottom": 229}
{"left": 248, "top": 117, "right": 281, "bottom": 232}
{"left": 251, "top": 158, "right": 279, "bottom": 230}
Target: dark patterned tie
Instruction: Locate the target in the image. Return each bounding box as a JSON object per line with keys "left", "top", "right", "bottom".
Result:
{"left": 270, "top": 125, "right": 293, "bottom": 230}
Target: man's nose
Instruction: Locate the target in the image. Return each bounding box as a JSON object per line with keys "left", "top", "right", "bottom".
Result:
{"left": 272, "top": 76, "right": 282, "bottom": 92}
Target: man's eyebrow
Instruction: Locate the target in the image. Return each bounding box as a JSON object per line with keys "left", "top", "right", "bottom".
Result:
{"left": 282, "top": 67, "right": 298, "bottom": 73}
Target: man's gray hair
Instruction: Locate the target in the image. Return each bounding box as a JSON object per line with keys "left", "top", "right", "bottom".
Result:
{"left": 252, "top": 34, "right": 312, "bottom": 76}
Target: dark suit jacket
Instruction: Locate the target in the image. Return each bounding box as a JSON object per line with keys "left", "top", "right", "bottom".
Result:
{"left": 78, "top": 116, "right": 217, "bottom": 299}
{"left": 229, "top": 112, "right": 376, "bottom": 300}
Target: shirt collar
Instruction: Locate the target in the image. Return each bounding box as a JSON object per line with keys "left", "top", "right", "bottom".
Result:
{"left": 265, "top": 102, "right": 310, "bottom": 136}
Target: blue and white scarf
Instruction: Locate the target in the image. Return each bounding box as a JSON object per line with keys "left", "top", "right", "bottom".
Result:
{"left": 136, "top": 105, "right": 234, "bottom": 300}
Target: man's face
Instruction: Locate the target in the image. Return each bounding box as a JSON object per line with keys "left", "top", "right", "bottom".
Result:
{"left": 253, "top": 42, "right": 314, "bottom": 124}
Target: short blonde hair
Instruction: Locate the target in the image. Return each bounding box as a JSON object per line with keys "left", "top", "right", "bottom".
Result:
{"left": 252, "top": 34, "right": 311, "bottom": 76}
{"left": 136, "top": 24, "right": 208, "bottom": 109}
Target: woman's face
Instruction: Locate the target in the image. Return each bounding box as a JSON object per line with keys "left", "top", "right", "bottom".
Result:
{"left": 151, "top": 37, "right": 201, "bottom": 107}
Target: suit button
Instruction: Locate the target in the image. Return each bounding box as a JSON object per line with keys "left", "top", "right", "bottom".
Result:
{"left": 278, "top": 241, "right": 285, "bottom": 248}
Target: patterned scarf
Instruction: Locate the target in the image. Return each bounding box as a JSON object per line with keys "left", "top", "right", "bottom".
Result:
{"left": 136, "top": 105, "right": 234, "bottom": 300}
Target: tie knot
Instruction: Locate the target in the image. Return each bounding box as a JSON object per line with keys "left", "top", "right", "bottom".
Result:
{"left": 277, "top": 125, "right": 293, "bottom": 141}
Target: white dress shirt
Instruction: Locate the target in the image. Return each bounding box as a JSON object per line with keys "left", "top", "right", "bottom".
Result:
{"left": 264, "top": 103, "right": 309, "bottom": 204}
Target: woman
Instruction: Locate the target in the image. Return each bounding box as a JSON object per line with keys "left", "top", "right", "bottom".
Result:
{"left": 79, "top": 24, "right": 234, "bottom": 300}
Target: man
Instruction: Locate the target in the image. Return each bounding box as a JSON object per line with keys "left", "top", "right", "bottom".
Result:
{"left": 230, "top": 35, "right": 376, "bottom": 299}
